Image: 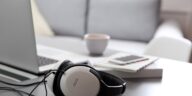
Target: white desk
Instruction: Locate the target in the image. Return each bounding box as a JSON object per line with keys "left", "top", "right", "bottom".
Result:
{"left": 0, "top": 58, "right": 191, "bottom": 96}
{"left": 161, "top": 60, "right": 192, "bottom": 96}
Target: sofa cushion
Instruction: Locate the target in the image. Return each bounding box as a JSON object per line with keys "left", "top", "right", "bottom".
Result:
{"left": 36, "top": 36, "right": 147, "bottom": 55}
{"left": 87, "top": 0, "right": 161, "bottom": 42}
{"left": 35, "top": 0, "right": 87, "bottom": 37}
{"left": 108, "top": 39, "right": 147, "bottom": 54}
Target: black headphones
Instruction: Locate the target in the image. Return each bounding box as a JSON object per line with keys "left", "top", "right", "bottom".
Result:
{"left": 52, "top": 60, "right": 126, "bottom": 96}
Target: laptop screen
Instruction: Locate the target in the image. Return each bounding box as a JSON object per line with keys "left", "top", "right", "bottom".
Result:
{"left": 0, "top": 0, "right": 39, "bottom": 74}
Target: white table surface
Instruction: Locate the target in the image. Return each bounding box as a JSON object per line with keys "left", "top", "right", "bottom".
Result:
{"left": 0, "top": 36, "right": 190, "bottom": 96}
{"left": 0, "top": 58, "right": 191, "bottom": 96}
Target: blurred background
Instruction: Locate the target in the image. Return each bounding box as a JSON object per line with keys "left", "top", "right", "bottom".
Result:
{"left": 162, "top": 0, "right": 192, "bottom": 40}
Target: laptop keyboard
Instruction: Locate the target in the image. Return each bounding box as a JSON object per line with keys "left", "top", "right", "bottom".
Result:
{"left": 38, "top": 56, "right": 58, "bottom": 66}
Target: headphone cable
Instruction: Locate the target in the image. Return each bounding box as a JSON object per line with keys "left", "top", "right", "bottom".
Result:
{"left": 28, "top": 71, "right": 53, "bottom": 96}
{"left": 0, "top": 87, "right": 35, "bottom": 96}
{"left": 0, "top": 69, "right": 60, "bottom": 96}
{"left": 0, "top": 79, "right": 45, "bottom": 87}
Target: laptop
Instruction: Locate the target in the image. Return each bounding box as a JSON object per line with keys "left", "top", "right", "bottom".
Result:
{"left": 0, "top": 0, "right": 80, "bottom": 76}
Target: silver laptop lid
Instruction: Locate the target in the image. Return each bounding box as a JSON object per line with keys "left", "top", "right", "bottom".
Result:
{"left": 0, "top": 0, "right": 39, "bottom": 73}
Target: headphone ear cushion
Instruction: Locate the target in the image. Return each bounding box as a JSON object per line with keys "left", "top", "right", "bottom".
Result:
{"left": 98, "top": 71, "right": 126, "bottom": 95}
{"left": 53, "top": 60, "right": 73, "bottom": 96}
{"left": 99, "top": 71, "right": 123, "bottom": 85}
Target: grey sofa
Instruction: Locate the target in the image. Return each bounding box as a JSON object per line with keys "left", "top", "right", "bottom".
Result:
{"left": 33, "top": 0, "right": 191, "bottom": 62}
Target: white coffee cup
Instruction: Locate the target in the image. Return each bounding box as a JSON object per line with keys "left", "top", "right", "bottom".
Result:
{"left": 84, "top": 33, "right": 110, "bottom": 56}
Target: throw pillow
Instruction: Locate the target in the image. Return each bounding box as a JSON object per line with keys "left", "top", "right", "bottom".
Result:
{"left": 35, "top": 0, "right": 87, "bottom": 37}
{"left": 87, "top": 0, "right": 161, "bottom": 42}
{"left": 31, "top": 0, "right": 54, "bottom": 36}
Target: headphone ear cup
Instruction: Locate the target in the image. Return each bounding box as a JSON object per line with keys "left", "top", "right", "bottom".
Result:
{"left": 59, "top": 66, "right": 101, "bottom": 96}
{"left": 53, "top": 60, "right": 73, "bottom": 96}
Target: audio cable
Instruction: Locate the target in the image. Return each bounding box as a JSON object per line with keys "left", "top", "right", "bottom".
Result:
{"left": 0, "top": 70, "right": 54, "bottom": 96}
